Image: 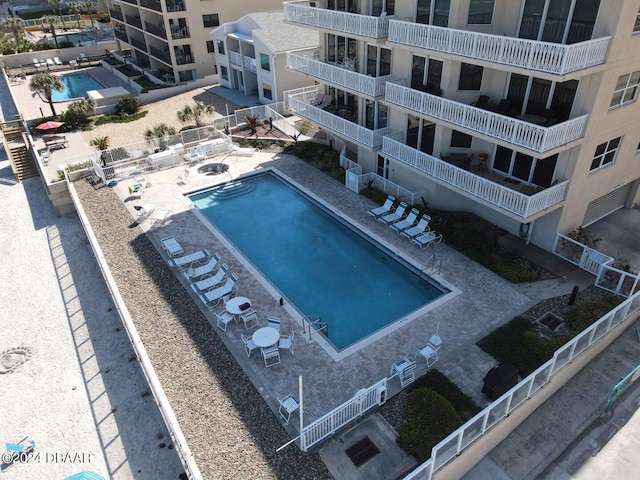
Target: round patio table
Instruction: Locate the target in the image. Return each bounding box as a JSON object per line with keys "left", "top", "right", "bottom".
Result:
{"left": 225, "top": 296, "right": 250, "bottom": 316}
{"left": 252, "top": 327, "right": 279, "bottom": 348}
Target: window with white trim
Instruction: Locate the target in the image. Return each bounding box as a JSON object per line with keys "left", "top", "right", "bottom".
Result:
{"left": 609, "top": 71, "right": 640, "bottom": 108}
{"left": 262, "top": 82, "right": 272, "bottom": 100}
{"left": 260, "top": 53, "right": 270, "bottom": 71}
{"left": 590, "top": 137, "right": 621, "bottom": 171}
{"left": 468, "top": 0, "right": 494, "bottom": 24}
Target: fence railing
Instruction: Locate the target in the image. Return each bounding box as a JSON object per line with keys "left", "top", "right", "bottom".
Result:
{"left": 388, "top": 20, "right": 610, "bottom": 76}
{"left": 301, "top": 379, "right": 388, "bottom": 450}
{"left": 404, "top": 287, "right": 640, "bottom": 479}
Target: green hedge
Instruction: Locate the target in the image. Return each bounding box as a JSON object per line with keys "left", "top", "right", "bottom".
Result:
{"left": 410, "top": 370, "right": 480, "bottom": 420}
{"left": 398, "top": 388, "right": 463, "bottom": 462}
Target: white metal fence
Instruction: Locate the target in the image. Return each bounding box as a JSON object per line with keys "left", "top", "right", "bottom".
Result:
{"left": 404, "top": 288, "right": 640, "bottom": 479}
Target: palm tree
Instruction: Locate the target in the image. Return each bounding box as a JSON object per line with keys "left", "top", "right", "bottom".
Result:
{"left": 47, "top": 0, "right": 66, "bottom": 29}
{"left": 41, "top": 15, "right": 60, "bottom": 49}
{"left": 82, "top": 0, "right": 96, "bottom": 29}
{"left": 177, "top": 102, "right": 214, "bottom": 128}
{"left": 90, "top": 136, "right": 110, "bottom": 166}
{"left": 67, "top": 2, "right": 82, "bottom": 29}
{"left": 1, "top": 17, "right": 25, "bottom": 54}
{"left": 29, "top": 72, "right": 64, "bottom": 117}
{"left": 144, "top": 123, "right": 177, "bottom": 150}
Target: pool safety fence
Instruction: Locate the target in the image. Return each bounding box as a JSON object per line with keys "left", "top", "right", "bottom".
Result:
{"left": 404, "top": 287, "right": 640, "bottom": 480}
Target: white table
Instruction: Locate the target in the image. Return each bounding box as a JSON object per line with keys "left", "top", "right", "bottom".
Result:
{"left": 225, "top": 296, "right": 250, "bottom": 316}
{"left": 252, "top": 327, "right": 280, "bottom": 348}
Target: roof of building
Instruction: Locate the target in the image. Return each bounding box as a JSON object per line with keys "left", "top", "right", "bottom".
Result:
{"left": 240, "top": 10, "right": 319, "bottom": 53}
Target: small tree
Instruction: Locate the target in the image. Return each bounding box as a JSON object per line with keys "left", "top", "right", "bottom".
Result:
{"left": 47, "top": 0, "right": 67, "bottom": 29}
{"left": 67, "top": 2, "right": 83, "bottom": 29}
{"left": 115, "top": 95, "right": 141, "bottom": 116}
{"left": 144, "top": 123, "right": 177, "bottom": 150}
{"left": 59, "top": 98, "right": 95, "bottom": 129}
{"left": 1, "top": 17, "right": 25, "bottom": 54}
{"left": 41, "top": 15, "right": 61, "bottom": 49}
{"left": 90, "top": 136, "right": 110, "bottom": 166}
{"left": 82, "top": 0, "right": 97, "bottom": 29}
{"left": 29, "top": 72, "right": 64, "bottom": 117}
{"left": 245, "top": 114, "right": 259, "bottom": 134}
{"left": 177, "top": 102, "right": 214, "bottom": 128}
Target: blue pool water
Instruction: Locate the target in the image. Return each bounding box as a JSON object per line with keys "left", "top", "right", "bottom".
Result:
{"left": 52, "top": 74, "right": 104, "bottom": 101}
{"left": 48, "top": 33, "right": 94, "bottom": 46}
{"left": 189, "top": 172, "right": 447, "bottom": 351}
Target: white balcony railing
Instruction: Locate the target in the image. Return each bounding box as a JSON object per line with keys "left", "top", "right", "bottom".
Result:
{"left": 382, "top": 135, "right": 568, "bottom": 219}
{"left": 288, "top": 92, "right": 393, "bottom": 148}
{"left": 388, "top": 20, "right": 610, "bottom": 76}
{"left": 287, "top": 50, "right": 391, "bottom": 97}
{"left": 243, "top": 55, "right": 256, "bottom": 71}
{"left": 385, "top": 82, "right": 588, "bottom": 154}
{"left": 284, "top": 0, "right": 393, "bottom": 38}
{"left": 228, "top": 50, "right": 241, "bottom": 66}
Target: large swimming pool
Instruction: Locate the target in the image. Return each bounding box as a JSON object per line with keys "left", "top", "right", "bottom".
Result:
{"left": 52, "top": 74, "right": 104, "bottom": 101}
{"left": 189, "top": 171, "right": 449, "bottom": 355}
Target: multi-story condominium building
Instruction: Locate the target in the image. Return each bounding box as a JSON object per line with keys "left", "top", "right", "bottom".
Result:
{"left": 212, "top": 11, "right": 319, "bottom": 104}
{"left": 284, "top": 0, "right": 640, "bottom": 251}
{"left": 106, "top": 0, "right": 284, "bottom": 85}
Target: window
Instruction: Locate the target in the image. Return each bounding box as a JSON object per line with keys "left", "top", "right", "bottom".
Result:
{"left": 203, "top": 14, "right": 219, "bottom": 28}
{"left": 610, "top": 71, "right": 640, "bottom": 108}
{"left": 216, "top": 40, "right": 224, "bottom": 55}
{"left": 262, "top": 82, "right": 272, "bottom": 100}
{"left": 458, "top": 63, "right": 483, "bottom": 90}
{"left": 468, "top": 0, "right": 493, "bottom": 24}
{"left": 206, "top": 40, "right": 214, "bottom": 53}
{"left": 634, "top": 8, "right": 640, "bottom": 33}
{"left": 590, "top": 137, "right": 621, "bottom": 171}
{"left": 220, "top": 65, "right": 228, "bottom": 80}
{"left": 450, "top": 130, "right": 472, "bottom": 148}
{"left": 260, "top": 53, "right": 270, "bottom": 71}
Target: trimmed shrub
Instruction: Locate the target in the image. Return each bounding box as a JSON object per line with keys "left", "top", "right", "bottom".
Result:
{"left": 115, "top": 95, "right": 141, "bottom": 116}
{"left": 398, "top": 388, "right": 463, "bottom": 462}
{"left": 564, "top": 296, "right": 623, "bottom": 332}
{"left": 410, "top": 370, "right": 480, "bottom": 420}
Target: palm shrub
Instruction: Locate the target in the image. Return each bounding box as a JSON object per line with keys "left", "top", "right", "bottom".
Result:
{"left": 90, "top": 136, "right": 110, "bottom": 166}
{"left": 144, "top": 123, "right": 177, "bottom": 150}
{"left": 58, "top": 98, "right": 95, "bottom": 129}
{"left": 29, "top": 72, "right": 64, "bottom": 117}
{"left": 177, "top": 102, "right": 214, "bottom": 128}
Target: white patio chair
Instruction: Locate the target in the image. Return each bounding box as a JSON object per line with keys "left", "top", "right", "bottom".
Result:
{"left": 241, "top": 310, "right": 259, "bottom": 330}
{"left": 278, "top": 330, "right": 294, "bottom": 355}
{"left": 241, "top": 334, "right": 258, "bottom": 357}
{"left": 378, "top": 201, "right": 408, "bottom": 225}
{"left": 177, "top": 169, "right": 189, "bottom": 184}
{"left": 262, "top": 345, "right": 281, "bottom": 368}
{"left": 214, "top": 308, "right": 234, "bottom": 332}
{"left": 391, "top": 358, "right": 416, "bottom": 388}
{"left": 367, "top": 195, "right": 395, "bottom": 218}
{"left": 167, "top": 249, "right": 210, "bottom": 269}
{"left": 160, "top": 236, "right": 184, "bottom": 257}
{"left": 401, "top": 215, "right": 431, "bottom": 239}
{"left": 267, "top": 317, "right": 281, "bottom": 332}
{"left": 277, "top": 394, "right": 299, "bottom": 424}
{"left": 417, "top": 344, "right": 438, "bottom": 367}
{"left": 41, "top": 148, "right": 51, "bottom": 165}
{"left": 390, "top": 208, "right": 420, "bottom": 233}
{"left": 411, "top": 230, "right": 443, "bottom": 249}
{"left": 150, "top": 209, "right": 172, "bottom": 226}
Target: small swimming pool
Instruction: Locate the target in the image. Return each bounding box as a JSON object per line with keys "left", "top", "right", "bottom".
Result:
{"left": 189, "top": 171, "right": 450, "bottom": 357}
{"left": 48, "top": 32, "right": 94, "bottom": 46}
{"left": 52, "top": 74, "right": 104, "bottom": 101}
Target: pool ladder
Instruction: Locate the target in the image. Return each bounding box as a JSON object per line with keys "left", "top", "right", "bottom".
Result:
{"left": 303, "top": 315, "right": 328, "bottom": 341}
{"left": 419, "top": 254, "right": 442, "bottom": 283}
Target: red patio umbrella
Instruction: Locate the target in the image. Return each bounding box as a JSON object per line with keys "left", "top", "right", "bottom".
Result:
{"left": 35, "top": 120, "right": 65, "bottom": 130}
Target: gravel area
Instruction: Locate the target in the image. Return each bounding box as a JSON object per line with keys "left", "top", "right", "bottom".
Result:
{"left": 73, "top": 178, "right": 332, "bottom": 480}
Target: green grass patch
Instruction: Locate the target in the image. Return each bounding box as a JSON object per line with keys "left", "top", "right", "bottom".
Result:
{"left": 93, "top": 110, "right": 148, "bottom": 126}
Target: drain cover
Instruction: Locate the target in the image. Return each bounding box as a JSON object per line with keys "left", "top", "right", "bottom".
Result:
{"left": 0, "top": 346, "right": 32, "bottom": 374}
{"left": 345, "top": 436, "right": 380, "bottom": 467}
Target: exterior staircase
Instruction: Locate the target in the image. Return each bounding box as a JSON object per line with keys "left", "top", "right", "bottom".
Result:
{"left": 1, "top": 119, "right": 38, "bottom": 182}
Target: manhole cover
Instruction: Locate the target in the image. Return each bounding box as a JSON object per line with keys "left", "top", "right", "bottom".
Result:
{"left": 345, "top": 436, "right": 380, "bottom": 467}
{"left": 537, "top": 312, "right": 563, "bottom": 331}
{"left": 0, "top": 346, "right": 32, "bottom": 374}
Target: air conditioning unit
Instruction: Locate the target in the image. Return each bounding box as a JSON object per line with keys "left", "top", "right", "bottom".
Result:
{"left": 376, "top": 385, "right": 387, "bottom": 405}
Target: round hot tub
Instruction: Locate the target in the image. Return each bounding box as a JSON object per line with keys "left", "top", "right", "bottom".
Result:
{"left": 197, "top": 163, "right": 229, "bottom": 175}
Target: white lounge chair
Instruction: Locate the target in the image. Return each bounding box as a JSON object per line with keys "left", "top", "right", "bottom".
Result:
{"left": 390, "top": 208, "right": 420, "bottom": 233}
{"left": 160, "top": 236, "right": 184, "bottom": 257}
{"left": 412, "top": 230, "right": 443, "bottom": 249}
{"left": 137, "top": 202, "right": 156, "bottom": 220}
{"left": 177, "top": 169, "right": 189, "bottom": 184}
{"left": 378, "top": 201, "right": 408, "bottom": 225}
{"left": 401, "top": 215, "right": 431, "bottom": 239}
{"left": 167, "top": 249, "right": 210, "bottom": 269}
{"left": 184, "top": 253, "right": 221, "bottom": 280}
{"left": 198, "top": 273, "right": 238, "bottom": 308}
{"left": 368, "top": 195, "right": 395, "bottom": 218}
{"left": 191, "top": 263, "right": 228, "bottom": 293}
{"left": 40, "top": 148, "right": 51, "bottom": 165}
{"left": 33, "top": 58, "right": 41, "bottom": 67}
{"left": 46, "top": 58, "right": 55, "bottom": 67}
{"left": 53, "top": 57, "right": 63, "bottom": 65}
{"left": 150, "top": 209, "right": 171, "bottom": 226}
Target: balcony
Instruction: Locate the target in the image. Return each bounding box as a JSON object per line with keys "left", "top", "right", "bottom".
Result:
{"left": 109, "top": 9, "right": 124, "bottom": 22}
{"left": 139, "top": 0, "right": 161, "bottom": 11}
{"left": 144, "top": 21, "right": 166, "bottom": 39}
{"left": 129, "top": 36, "right": 146, "bottom": 52}
{"left": 125, "top": 14, "right": 143, "bottom": 30}
{"left": 229, "top": 50, "right": 241, "bottom": 66}
{"left": 385, "top": 82, "right": 588, "bottom": 154}
{"left": 114, "top": 29, "right": 128, "bottom": 43}
{"left": 166, "top": 0, "right": 185, "bottom": 12}
{"left": 149, "top": 45, "right": 172, "bottom": 64}
{"left": 289, "top": 92, "right": 394, "bottom": 148}
{"left": 288, "top": 50, "right": 392, "bottom": 97}
{"left": 170, "top": 25, "right": 190, "bottom": 40}
{"left": 176, "top": 54, "right": 193, "bottom": 65}
{"left": 284, "top": 0, "right": 393, "bottom": 39}
{"left": 121, "top": 0, "right": 137, "bottom": 5}
{"left": 243, "top": 55, "right": 256, "bottom": 71}
{"left": 382, "top": 135, "right": 568, "bottom": 220}
{"left": 388, "top": 20, "right": 610, "bottom": 76}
